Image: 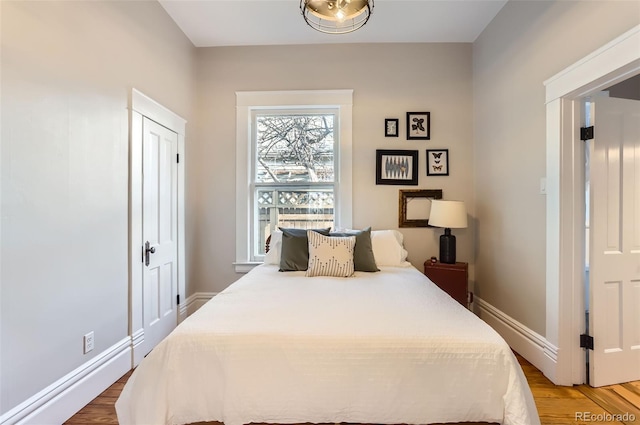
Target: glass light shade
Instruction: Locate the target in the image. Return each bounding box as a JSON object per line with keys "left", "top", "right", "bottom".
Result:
{"left": 301, "top": 0, "right": 373, "bottom": 34}
{"left": 428, "top": 200, "right": 468, "bottom": 229}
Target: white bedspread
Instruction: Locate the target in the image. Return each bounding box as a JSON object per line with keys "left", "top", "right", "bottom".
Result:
{"left": 116, "top": 264, "right": 540, "bottom": 425}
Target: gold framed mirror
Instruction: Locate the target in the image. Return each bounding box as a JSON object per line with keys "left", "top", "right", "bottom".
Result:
{"left": 399, "top": 189, "right": 443, "bottom": 227}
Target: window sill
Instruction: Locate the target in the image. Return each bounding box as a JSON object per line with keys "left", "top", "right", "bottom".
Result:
{"left": 233, "top": 262, "right": 262, "bottom": 273}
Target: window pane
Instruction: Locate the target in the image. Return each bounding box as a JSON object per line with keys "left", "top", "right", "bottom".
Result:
{"left": 256, "top": 188, "right": 334, "bottom": 256}
{"left": 255, "top": 114, "right": 335, "bottom": 183}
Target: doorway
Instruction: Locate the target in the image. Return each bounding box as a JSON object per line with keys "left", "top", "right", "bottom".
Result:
{"left": 129, "top": 89, "right": 187, "bottom": 367}
{"left": 544, "top": 24, "right": 640, "bottom": 387}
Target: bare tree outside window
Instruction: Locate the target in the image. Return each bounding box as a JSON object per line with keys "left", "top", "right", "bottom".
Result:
{"left": 256, "top": 114, "right": 335, "bottom": 183}
{"left": 253, "top": 113, "right": 337, "bottom": 256}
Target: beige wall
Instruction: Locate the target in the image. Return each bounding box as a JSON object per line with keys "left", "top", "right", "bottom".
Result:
{"left": 192, "top": 43, "right": 474, "bottom": 293}
{"left": 473, "top": 1, "right": 640, "bottom": 335}
{"left": 0, "top": 0, "right": 196, "bottom": 414}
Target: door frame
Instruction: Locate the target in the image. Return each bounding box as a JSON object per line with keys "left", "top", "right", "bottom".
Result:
{"left": 129, "top": 89, "right": 186, "bottom": 367}
{"left": 543, "top": 25, "right": 640, "bottom": 385}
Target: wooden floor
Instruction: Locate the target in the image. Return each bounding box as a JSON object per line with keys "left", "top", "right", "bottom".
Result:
{"left": 65, "top": 353, "right": 640, "bottom": 425}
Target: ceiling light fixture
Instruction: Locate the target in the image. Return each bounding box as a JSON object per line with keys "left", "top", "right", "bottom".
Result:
{"left": 300, "top": 0, "right": 374, "bottom": 34}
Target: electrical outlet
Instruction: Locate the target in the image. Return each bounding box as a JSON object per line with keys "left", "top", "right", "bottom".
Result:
{"left": 84, "top": 331, "right": 94, "bottom": 354}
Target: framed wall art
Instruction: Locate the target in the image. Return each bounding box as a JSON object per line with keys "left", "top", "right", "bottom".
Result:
{"left": 406, "top": 112, "right": 430, "bottom": 140}
{"left": 384, "top": 118, "right": 399, "bottom": 137}
{"left": 376, "top": 149, "right": 418, "bottom": 185}
{"left": 398, "top": 189, "right": 443, "bottom": 227}
{"left": 426, "top": 149, "right": 449, "bottom": 176}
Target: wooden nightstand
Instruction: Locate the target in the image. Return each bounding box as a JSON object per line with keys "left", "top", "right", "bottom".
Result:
{"left": 423, "top": 260, "right": 469, "bottom": 308}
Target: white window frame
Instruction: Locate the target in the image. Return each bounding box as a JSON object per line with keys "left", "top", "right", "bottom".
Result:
{"left": 235, "top": 90, "right": 353, "bottom": 272}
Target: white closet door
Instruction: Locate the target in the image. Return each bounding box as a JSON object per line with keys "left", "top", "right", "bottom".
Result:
{"left": 589, "top": 96, "right": 640, "bottom": 387}
{"left": 142, "top": 117, "right": 178, "bottom": 354}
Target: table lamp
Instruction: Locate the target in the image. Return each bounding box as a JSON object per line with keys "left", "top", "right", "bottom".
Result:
{"left": 428, "top": 200, "right": 468, "bottom": 264}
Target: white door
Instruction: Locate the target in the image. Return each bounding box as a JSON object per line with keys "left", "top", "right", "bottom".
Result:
{"left": 589, "top": 96, "right": 640, "bottom": 387}
{"left": 142, "top": 117, "right": 179, "bottom": 354}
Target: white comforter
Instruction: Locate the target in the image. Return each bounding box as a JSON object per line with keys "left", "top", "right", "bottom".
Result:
{"left": 116, "top": 264, "right": 540, "bottom": 425}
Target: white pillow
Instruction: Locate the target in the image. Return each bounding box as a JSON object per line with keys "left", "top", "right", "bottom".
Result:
{"left": 370, "top": 230, "right": 408, "bottom": 266}
{"left": 263, "top": 230, "right": 282, "bottom": 265}
{"left": 306, "top": 231, "right": 356, "bottom": 277}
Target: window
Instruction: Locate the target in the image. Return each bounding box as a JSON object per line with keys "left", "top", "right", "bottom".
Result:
{"left": 253, "top": 110, "right": 337, "bottom": 257}
{"left": 235, "top": 91, "right": 353, "bottom": 272}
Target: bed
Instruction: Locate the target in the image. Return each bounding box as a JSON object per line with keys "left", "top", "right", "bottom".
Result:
{"left": 115, "top": 229, "right": 540, "bottom": 425}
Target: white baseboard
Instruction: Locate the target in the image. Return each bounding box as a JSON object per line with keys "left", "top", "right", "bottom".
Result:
{"left": 474, "top": 296, "right": 558, "bottom": 378}
{"left": 1, "top": 337, "right": 131, "bottom": 425}
{"left": 131, "top": 328, "right": 146, "bottom": 367}
{"left": 179, "top": 292, "right": 217, "bottom": 321}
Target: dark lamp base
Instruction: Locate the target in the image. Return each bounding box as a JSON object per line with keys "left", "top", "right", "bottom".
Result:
{"left": 439, "top": 228, "right": 457, "bottom": 264}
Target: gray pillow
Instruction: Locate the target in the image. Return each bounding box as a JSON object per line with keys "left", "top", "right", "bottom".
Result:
{"left": 279, "top": 227, "right": 331, "bottom": 271}
{"left": 330, "top": 227, "right": 379, "bottom": 272}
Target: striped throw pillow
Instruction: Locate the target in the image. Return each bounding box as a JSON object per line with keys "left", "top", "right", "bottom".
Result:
{"left": 306, "top": 230, "right": 356, "bottom": 277}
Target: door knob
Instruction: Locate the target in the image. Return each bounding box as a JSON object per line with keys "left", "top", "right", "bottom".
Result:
{"left": 144, "top": 241, "right": 156, "bottom": 266}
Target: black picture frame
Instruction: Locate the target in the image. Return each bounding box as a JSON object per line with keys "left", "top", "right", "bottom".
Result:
{"left": 399, "top": 189, "right": 443, "bottom": 227}
{"left": 426, "top": 149, "right": 449, "bottom": 176}
{"left": 376, "top": 149, "right": 419, "bottom": 185}
{"left": 384, "top": 118, "right": 399, "bottom": 137}
{"left": 406, "top": 112, "right": 431, "bottom": 140}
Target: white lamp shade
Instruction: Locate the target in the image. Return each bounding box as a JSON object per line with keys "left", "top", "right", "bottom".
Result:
{"left": 428, "top": 200, "right": 468, "bottom": 229}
